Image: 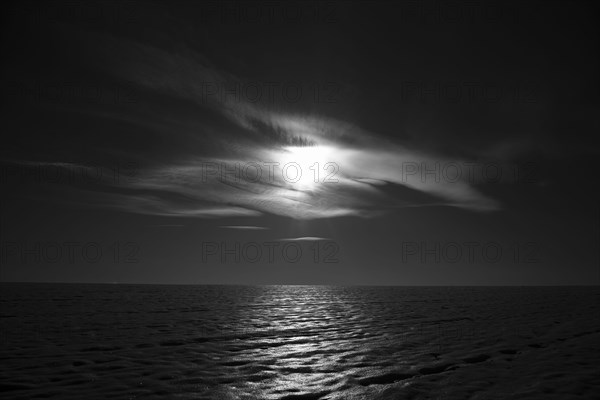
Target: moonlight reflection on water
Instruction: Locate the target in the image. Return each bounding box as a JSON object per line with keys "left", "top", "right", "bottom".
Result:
{"left": 2, "top": 284, "right": 598, "bottom": 399}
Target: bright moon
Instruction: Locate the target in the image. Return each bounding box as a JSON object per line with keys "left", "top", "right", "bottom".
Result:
{"left": 277, "top": 146, "right": 334, "bottom": 191}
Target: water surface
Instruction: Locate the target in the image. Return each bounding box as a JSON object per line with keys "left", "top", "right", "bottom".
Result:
{"left": 1, "top": 284, "right": 599, "bottom": 399}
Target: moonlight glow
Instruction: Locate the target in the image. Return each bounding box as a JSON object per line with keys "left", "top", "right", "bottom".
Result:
{"left": 276, "top": 146, "right": 336, "bottom": 191}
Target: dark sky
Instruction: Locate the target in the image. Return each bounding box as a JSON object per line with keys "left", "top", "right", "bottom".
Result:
{"left": 1, "top": 0, "right": 599, "bottom": 285}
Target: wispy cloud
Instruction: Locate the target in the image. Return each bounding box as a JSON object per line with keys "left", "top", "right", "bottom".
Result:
{"left": 147, "top": 224, "right": 185, "bottom": 227}
{"left": 8, "top": 27, "right": 502, "bottom": 219}
{"left": 220, "top": 226, "right": 269, "bottom": 230}
{"left": 279, "top": 237, "right": 331, "bottom": 241}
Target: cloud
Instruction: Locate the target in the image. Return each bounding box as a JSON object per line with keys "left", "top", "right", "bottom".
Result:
{"left": 279, "top": 237, "right": 331, "bottom": 241}
{"left": 147, "top": 224, "right": 185, "bottom": 227}
{"left": 8, "top": 27, "right": 502, "bottom": 219}
{"left": 219, "top": 226, "right": 269, "bottom": 230}
{"left": 354, "top": 178, "right": 388, "bottom": 186}
{"left": 111, "top": 123, "right": 500, "bottom": 218}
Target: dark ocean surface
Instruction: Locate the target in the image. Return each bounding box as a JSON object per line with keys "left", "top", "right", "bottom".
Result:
{"left": 1, "top": 284, "right": 599, "bottom": 399}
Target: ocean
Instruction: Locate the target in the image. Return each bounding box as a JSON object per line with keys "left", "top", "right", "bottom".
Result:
{"left": 1, "top": 284, "right": 599, "bottom": 399}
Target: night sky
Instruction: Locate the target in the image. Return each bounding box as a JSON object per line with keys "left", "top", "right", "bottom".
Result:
{"left": 1, "top": 0, "right": 599, "bottom": 285}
